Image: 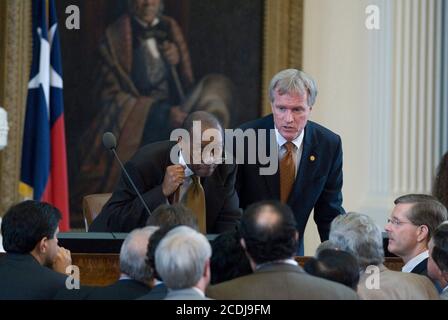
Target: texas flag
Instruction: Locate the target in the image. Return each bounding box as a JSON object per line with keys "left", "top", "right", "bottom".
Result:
{"left": 20, "top": 0, "right": 70, "bottom": 231}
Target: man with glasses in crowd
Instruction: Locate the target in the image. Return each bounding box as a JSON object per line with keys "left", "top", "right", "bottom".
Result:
{"left": 385, "top": 194, "right": 447, "bottom": 275}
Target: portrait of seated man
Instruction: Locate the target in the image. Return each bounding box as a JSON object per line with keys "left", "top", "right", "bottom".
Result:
{"left": 73, "top": 0, "right": 235, "bottom": 212}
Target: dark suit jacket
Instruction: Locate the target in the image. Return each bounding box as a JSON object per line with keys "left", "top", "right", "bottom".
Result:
{"left": 410, "top": 258, "right": 428, "bottom": 276}
{"left": 206, "top": 263, "right": 358, "bottom": 300}
{"left": 236, "top": 115, "right": 344, "bottom": 242}
{"left": 85, "top": 279, "right": 150, "bottom": 300}
{"left": 138, "top": 282, "right": 168, "bottom": 300}
{"left": 0, "top": 253, "right": 67, "bottom": 300}
{"left": 54, "top": 279, "right": 150, "bottom": 300}
{"left": 90, "top": 141, "right": 240, "bottom": 233}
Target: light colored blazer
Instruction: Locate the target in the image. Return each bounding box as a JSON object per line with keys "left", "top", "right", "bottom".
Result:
{"left": 164, "top": 288, "right": 211, "bottom": 300}
{"left": 357, "top": 264, "right": 440, "bottom": 300}
{"left": 206, "top": 263, "right": 358, "bottom": 300}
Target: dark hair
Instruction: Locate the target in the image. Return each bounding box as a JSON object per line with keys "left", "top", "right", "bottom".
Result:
{"left": 145, "top": 225, "right": 179, "bottom": 281}
{"left": 1, "top": 201, "right": 61, "bottom": 253}
{"left": 433, "top": 152, "right": 448, "bottom": 210}
{"left": 431, "top": 223, "right": 448, "bottom": 273}
{"left": 240, "top": 200, "right": 298, "bottom": 264}
{"left": 210, "top": 229, "right": 252, "bottom": 285}
{"left": 304, "top": 249, "right": 360, "bottom": 290}
{"left": 394, "top": 194, "right": 447, "bottom": 240}
{"left": 146, "top": 204, "right": 198, "bottom": 230}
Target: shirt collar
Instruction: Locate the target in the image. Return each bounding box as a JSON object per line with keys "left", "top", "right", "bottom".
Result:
{"left": 401, "top": 250, "right": 429, "bottom": 273}
{"left": 191, "top": 287, "right": 206, "bottom": 297}
{"left": 178, "top": 150, "right": 194, "bottom": 177}
{"left": 275, "top": 127, "right": 304, "bottom": 150}
{"left": 256, "top": 258, "right": 298, "bottom": 270}
{"left": 134, "top": 16, "right": 160, "bottom": 28}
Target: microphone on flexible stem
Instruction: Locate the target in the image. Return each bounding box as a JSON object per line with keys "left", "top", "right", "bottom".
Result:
{"left": 102, "top": 132, "right": 151, "bottom": 218}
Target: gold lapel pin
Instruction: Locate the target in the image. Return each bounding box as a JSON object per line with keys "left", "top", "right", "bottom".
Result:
{"left": 310, "top": 155, "right": 316, "bottom": 162}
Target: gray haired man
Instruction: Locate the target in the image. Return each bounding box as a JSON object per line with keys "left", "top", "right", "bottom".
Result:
{"left": 156, "top": 226, "right": 212, "bottom": 300}
{"left": 330, "top": 212, "right": 439, "bottom": 300}
{"left": 85, "top": 226, "right": 159, "bottom": 299}
{"left": 236, "top": 69, "right": 345, "bottom": 254}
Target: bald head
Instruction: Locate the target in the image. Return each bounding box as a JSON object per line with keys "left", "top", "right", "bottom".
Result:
{"left": 178, "top": 111, "right": 224, "bottom": 177}
{"left": 240, "top": 201, "right": 298, "bottom": 265}
{"left": 182, "top": 111, "right": 223, "bottom": 134}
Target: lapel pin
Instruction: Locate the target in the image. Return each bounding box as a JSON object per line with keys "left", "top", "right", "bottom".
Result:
{"left": 310, "top": 155, "right": 316, "bottom": 162}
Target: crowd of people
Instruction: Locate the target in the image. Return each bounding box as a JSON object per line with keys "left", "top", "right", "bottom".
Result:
{"left": 2, "top": 58, "right": 448, "bottom": 299}
{"left": 0, "top": 195, "right": 447, "bottom": 300}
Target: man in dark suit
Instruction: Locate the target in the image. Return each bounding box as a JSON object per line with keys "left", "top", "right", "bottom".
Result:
{"left": 235, "top": 69, "right": 344, "bottom": 252}
{"left": 90, "top": 111, "right": 240, "bottom": 233}
{"left": 84, "top": 226, "right": 156, "bottom": 299}
{"left": 385, "top": 194, "right": 447, "bottom": 275}
{"left": 206, "top": 201, "right": 358, "bottom": 300}
{"left": 55, "top": 226, "right": 157, "bottom": 300}
{"left": 0, "top": 201, "right": 72, "bottom": 299}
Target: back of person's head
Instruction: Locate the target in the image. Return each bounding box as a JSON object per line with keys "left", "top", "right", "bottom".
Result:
{"left": 120, "top": 226, "right": 159, "bottom": 284}
{"left": 304, "top": 249, "right": 360, "bottom": 290}
{"left": 269, "top": 69, "right": 318, "bottom": 106}
{"left": 155, "top": 226, "right": 211, "bottom": 290}
{"left": 1, "top": 201, "right": 61, "bottom": 253}
{"left": 210, "top": 229, "right": 252, "bottom": 285}
{"left": 146, "top": 204, "right": 198, "bottom": 230}
{"left": 146, "top": 225, "right": 178, "bottom": 282}
{"left": 240, "top": 200, "right": 298, "bottom": 265}
{"left": 314, "top": 240, "right": 339, "bottom": 256}
{"left": 329, "top": 212, "right": 384, "bottom": 269}
{"left": 394, "top": 194, "right": 448, "bottom": 240}
{"left": 431, "top": 223, "right": 448, "bottom": 274}
{"left": 433, "top": 152, "right": 448, "bottom": 210}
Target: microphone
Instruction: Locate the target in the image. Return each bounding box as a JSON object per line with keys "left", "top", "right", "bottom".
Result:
{"left": 102, "top": 132, "right": 151, "bottom": 218}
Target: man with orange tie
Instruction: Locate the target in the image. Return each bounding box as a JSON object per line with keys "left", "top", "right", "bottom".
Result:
{"left": 235, "top": 69, "right": 345, "bottom": 254}
{"left": 90, "top": 111, "right": 240, "bottom": 233}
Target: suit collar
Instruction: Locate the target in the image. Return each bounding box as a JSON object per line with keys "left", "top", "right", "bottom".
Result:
{"left": 166, "top": 287, "right": 205, "bottom": 298}
{"left": 255, "top": 262, "right": 304, "bottom": 274}
{"left": 288, "top": 121, "right": 320, "bottom": 203}
{"left": 260, "top": 115, "right": 320, "bottom": 202}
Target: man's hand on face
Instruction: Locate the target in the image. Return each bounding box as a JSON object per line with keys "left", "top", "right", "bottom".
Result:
{"left": 162, "top": 164, "right": 186, "bottom": 197}
{"left": 52, "top": 246, "right": 72, "bottom": 275}
{"left": 162, "top": 41, "right": 180, "bottom": 66}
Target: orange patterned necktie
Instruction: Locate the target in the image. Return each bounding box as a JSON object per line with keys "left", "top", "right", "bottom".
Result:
{"left": 181, "top": 175, "right": 207, "bottom": 233}
{"left": 280, "top": 142, "right": 296, "bottom": 203}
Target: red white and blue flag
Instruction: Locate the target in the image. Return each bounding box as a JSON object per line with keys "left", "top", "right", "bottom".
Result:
{"left": 20, "top": 0, "right": 70, "bottom": 231}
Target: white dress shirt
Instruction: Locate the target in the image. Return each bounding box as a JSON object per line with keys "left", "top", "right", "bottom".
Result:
{"left": 275, "top": 128, "right": 304, "bottom": 177}
{"left": 401, "top": 250, "right": 429, "bottom": 273}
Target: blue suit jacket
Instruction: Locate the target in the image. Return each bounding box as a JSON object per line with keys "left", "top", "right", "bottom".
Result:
{"left": 236, "top": 114, "right": 345, "bottom": 243}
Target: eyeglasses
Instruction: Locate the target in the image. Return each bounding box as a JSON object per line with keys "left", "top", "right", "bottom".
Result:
{"left": 387, "top": 218, "right": 415, "bottom": 227}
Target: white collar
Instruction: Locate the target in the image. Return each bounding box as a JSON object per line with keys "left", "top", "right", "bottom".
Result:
{"left": 274, "top": 127, "right": 304, "bottom": 150}
{"left": 134, "top": 16, "right": 160, "bottom": 28}
{"left": 191, "top": 287, "right": 205, "bottom": 297}
{"left": 401, "top": 250, "right": 429, "bottom": 273}
{"left": 178, "top": 150, "right": 194, "bottom": 177}
{"left": 256, "top": 258, "right": 298, "bottom": 270}
{"left": 442, "top": 285, "right": 448, "bottom": 293}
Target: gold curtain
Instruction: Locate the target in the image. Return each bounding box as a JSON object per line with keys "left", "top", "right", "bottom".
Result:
{"left": 262, "top": 0, "right": 304, "bottom": 115}
{"left": 0, "top": 0, "right": 32, "bottom": 216}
